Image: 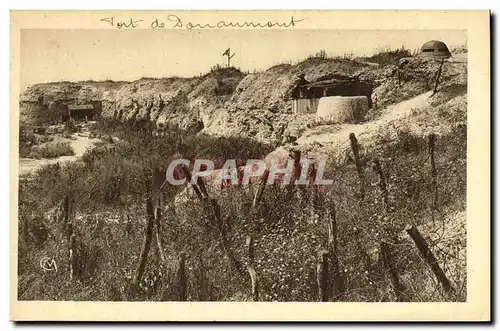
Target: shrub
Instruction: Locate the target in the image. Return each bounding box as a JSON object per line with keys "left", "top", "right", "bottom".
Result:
{"left": 313, "top": 49, "right": 328, "bottom": 59}
{"left": 363, "top": 47, "right": 412, "bottom": 67}
{"left": 166, "top": 91, "right": 189, "bottom": 114}
{"left": 450, "top": 44, "right": 468, "bottom": 54}
{"left": 28, "top": 141, "right": 75, "bottom": 159}
{"left": 65, "top": 118, "right": 78, "bottom": 133}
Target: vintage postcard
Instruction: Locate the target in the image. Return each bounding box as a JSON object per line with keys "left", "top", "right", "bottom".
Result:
{"left": 10, "top": 10, "right": 490, "bottom": 321}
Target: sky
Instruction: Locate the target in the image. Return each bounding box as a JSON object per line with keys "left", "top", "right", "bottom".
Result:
{"left": 20, "top": 29, "right": 466, "bottom": 91}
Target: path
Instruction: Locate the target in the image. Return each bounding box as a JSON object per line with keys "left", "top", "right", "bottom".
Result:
{"left": 19, "top": 133, "right": 102, "bottom": 176}
{"left": 267, "top": 91, "right": 433, "bottom": 161}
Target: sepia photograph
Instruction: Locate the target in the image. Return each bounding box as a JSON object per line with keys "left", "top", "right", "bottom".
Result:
{"left": 10, "top": 10, "right": 490, "bottom": 321}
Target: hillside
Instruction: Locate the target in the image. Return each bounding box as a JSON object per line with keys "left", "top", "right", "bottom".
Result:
{"left": 20, "top": 58, "right": 375, "bottom": 140}
{"left": 20, "top": 55, "right": 465, "bottom": 147}
{"left": 17, "top": 51, "right": 468, "bottom": 302}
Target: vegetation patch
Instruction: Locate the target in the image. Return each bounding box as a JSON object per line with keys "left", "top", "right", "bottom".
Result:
{"left": 18, "top": 117, "right": 466, "bottom": 301}
{"left": 27, "top": 141, "right": 75, "bottom": 159}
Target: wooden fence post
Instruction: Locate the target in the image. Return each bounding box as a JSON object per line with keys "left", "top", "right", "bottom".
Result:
{"left": 183, "top": 165, "right": 245, "bottom": 276}
{"left": 428, "top": 134, "right": 438, "bottom": 210}
{"left": 180, "top": 167, "right": 204, "bottom": 201}
{"left": 152, "top": 166, "right": 165, "bottom": 211}
{"left": 196, "top": 254, "right": 208, "bottom": 301}
{"left": 65, "top": 220, "right": 74, "bottom": 246}
{"left": 309, "top": 163, "right": 319, "bottom": 212}
{"left": 69, "top": 233, "right": 77, "bottom": 280}
{"left": 246, "top": 236, "right": 259, "bottom": 301}
{"left": 380, "top": 241, "right": 407, "bottom": 301}
{"left": 252, "top": 169, "right": 269, "bottom": 210}
{"left": 372, "top": 159, "right": 389, "bottom": 212}
{"left": 124, "top": 214, "right": 132, "bottom": 239}
{"left": 288, "top": 150, "right": 303, "bottom": 198}
{"left": 65, "top": 209, "right": 74, "bottom": 279}
{"left": 327, "top": 204, "right": 345, "bottom": 300}
{"left": 433, "top": 59, "right": 445, "bottom": 95}
{"left": 177, "top": 252, "right": 187, "bottom": 301}
{"left": 210, "top": 198, "right": 245, "bottom": 276}
{"left": 133, "top": 198, "right": 155, "bottom": 295}
{"left": 406, "top": 225, "right": 454, "bottom": 294}
{"left": 154, "top": 207, "right": 166, "bottom": 264}
{"left": 349, "top": 133, "right": 365, "bottom": 198}
{"left": 316, "top": 249, "right": 330, "bottom": 302}
{"left": 62, "top": 194, "right": 70, "bottom": 240}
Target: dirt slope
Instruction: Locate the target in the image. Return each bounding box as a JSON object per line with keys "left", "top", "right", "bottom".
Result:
{"left": 20, "top": 58, "right": 375, "bottom": 142}
{"left": 20, "top": 55, "right": 466, "bottom": 147}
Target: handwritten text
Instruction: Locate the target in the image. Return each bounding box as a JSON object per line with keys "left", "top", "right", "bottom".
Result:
{"left": 100, "top": 15, "right": 307, "bottom": 30}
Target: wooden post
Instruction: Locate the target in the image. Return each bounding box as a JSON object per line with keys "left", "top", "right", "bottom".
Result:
{"left": 155, "top": 207, "right": 166, "bottom": 264}
{"left": 428, "top": 134, "right": 438, "bottom": 210}
{"left": 316, "top": 249, "right": 330, "bottom": 302}
{"left": 349, "top": 133, "right": 365, "bottom": 198}
{"left": 183, "top": 167, "right": 245, "bottom": 276}
{"left": 380, "top": 241, "right": 407, "bottom": 301}
{"left": 65, "top": 193, "right": 74, "bottom": 276}
{"left": 177, "top": 252, "right": 187, "bottom": 301}
{"left": 180, "top": 167, "right": 204, "bottom": 201}
{"left": 406, "top": 225, "right": 454, "bottom": 294}
{"left": 308, "top": 163, "right": 319, "bottom": 213}
{"left": 372, "top": 159, "right": 389, "bottom": 212}
{"left": 246, "top": 236, "right": 259, "bottom": 301}
{"left": 290, "top": 150, "right": 302, "bottom": 185}
{"left": 327, "top": 204, "right": 345, "bottom": 300}
{"left": 124, "top": 214, "right": 132, "bottom": 239}
{"left": 197, "top": 176, "right": 209, "bottom": 198}
{"left": 433, "top": 59, "right": 445, "bottom": 95}
{"left": 197, "top": 254, "right": 208, "bottom": 301}
{"left": 62, "top": 195, "right": 69, "bottom": 239}
{"left": 252, "top": 169, "right": 269, "bottom": 210}
{"left": 152, "top": 167, "right": 165, "bottom": 211}
{"left": 288, "top": 150, "right": 308, "bottom": 204}
{"left": 69, "top": 233, "right": 77, "bottom": 280}
{"left": 210, "top": 199, "right": 245, "bottom": 276}
{"left": 133, "top": 198, "right": 155, "bottom": 294}
{"left": 223, "top": 49, "right": 235, "bottom": 68}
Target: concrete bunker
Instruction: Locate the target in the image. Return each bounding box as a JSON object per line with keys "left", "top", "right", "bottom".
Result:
{"left": 418, "top": 40, "right": 451, "bottom": 59}
{"left": 290, "top": 74, "right": 372, "bottom": 123}
{"left": 60, "top": 101, "right": 103, "bottom": 122}
{"left": 316, "top": 95, "right": 369, "bottom": 123}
